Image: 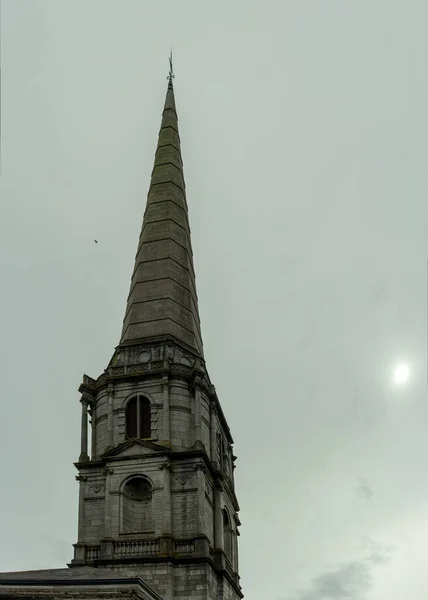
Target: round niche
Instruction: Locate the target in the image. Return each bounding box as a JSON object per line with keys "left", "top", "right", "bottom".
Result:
{"left": 123, "top": 477, "right": 152, "bottom": 502}
{"left": 139, "top": 350, "right": 151, "bottom": 364}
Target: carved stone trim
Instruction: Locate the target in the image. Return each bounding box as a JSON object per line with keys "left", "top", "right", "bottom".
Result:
{"left": 94, "top": 413, "right": 108, "bottom": 425}
{"left": 127, "top": 364, "right": 149, "bottom": 374}
{"left": 176, "top": 475, "right": 190, "bottom": 485}
{"left": 191, "top": 374, "right": 203, "bottom": 391}
{"left": 110, "top": 366, "right": 125, "bottom": 375}
{"left": 170, "top": 364, "right": 191, "bottom": 376}
{"left": 194, "top": 462, "right": 207, "bottom": 474}
{"left": 80, "top": 396, "right": 89, "bottom": 407}
{"left": 75, "top": 475, "right": 87, "bottom": 482}
{"left": 138, "top": 350, "right": 151, "bottom": 364}
{"left": 89, "top": 483, "right": 104, "bottom": 494}
{"left": 158, "top": 462, "right": 171, "bottom": 471}
{"left": 170, "top": 404, "right": 192, "bottom": 414}
{"left": 151, "top": 361, "right": 164, "bottom": 371}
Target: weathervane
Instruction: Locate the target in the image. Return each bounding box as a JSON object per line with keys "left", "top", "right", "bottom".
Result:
{"left": 167, "top": 49, "right": 175, "bottom": 82}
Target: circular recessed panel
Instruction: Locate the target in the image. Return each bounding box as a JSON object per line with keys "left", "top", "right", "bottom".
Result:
{"left": 139, "top": 351, "right": 151, "bottom": 364}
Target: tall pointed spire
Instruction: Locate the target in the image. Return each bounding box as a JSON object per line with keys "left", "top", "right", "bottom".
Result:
{"left": 120, "top": 65, "right": 203, "bottom": 357}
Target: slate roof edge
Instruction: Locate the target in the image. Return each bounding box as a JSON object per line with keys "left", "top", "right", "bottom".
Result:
{"left": 0, "top": 576, "right": 164, "bottom": 600}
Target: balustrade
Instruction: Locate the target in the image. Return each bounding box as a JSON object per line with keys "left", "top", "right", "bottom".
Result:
{"left": 113, "top": 539, "right": 160, "bottom": 557}
{"left": 85, "top": 546, "right": 100, "bottom": 561}
{"left": 174, "top": 540, "right": 195, "bottom": 555}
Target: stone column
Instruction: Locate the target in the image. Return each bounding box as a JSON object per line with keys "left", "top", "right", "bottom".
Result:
{"left": 106, "top": 384, "right": 114, "bottom": 450}
{"left": 162, "top": 372, "right": 170, "bottom": 442}
{"left": 89, "top": 403, "right": 96, "bottom": 460}
{"left": 193, "top": 378, "right": 202, "bottom": 448}
{"left": 79, "top": 397, "right": 89, "bottom": 463}
{"left": 210, "top": 402, "right": 217, "bottom": 464}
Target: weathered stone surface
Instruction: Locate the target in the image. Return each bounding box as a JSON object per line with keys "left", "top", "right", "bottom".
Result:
{"left": 120, "top": 81, "right": 202, "bottom": 358}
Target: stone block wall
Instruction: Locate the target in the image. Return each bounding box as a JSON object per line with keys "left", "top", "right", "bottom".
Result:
{"left": 107, "top": 561, "right": 242, "bottom": 600}
{"left": 82, "top": 498, "right": 105, "bottom": 544}
{"left": 169, "top": 380, "right": 192, "bottom": 449}
{"left": 171, "top": 491, "right": 197, "bottom": 537}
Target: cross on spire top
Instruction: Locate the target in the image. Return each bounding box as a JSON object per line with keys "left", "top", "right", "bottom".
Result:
{"left": 167, "top": 49, "right": 175, "bottom": 83}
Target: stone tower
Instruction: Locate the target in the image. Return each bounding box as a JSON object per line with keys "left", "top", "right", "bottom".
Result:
{"left": 70, "top": 77, "right": 243, "bottom": 600}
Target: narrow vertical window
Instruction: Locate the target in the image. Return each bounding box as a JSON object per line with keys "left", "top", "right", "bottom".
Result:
{"left": 140, "top": 397, "right": 151, "bottom": 438}
{"left": 223, "top": 509, "right": 232, "bottom": 559}
{"left": 126, "top": 396, "right": 151, "bottom": 439}
{"left": 126, "top": 397, "right": 138, "bottom": 438}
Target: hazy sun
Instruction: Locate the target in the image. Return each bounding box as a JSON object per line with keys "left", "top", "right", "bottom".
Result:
{"left": 393, "top": 363, "right": 410, "bottom": 385}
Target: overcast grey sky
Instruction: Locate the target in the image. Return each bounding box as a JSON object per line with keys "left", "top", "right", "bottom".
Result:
{"left": 1, "top": 1, "right": 428, "bottom": 598}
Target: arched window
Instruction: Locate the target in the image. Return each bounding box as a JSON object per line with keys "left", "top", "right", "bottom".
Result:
{"left": 223, "top": 509, "right": 232, "bottom": 559}
{"left": 122, "top": 477, "right": 153, "bottom": 534}
{"left": 126, "top": 396, "right": 151, "bottom": 439}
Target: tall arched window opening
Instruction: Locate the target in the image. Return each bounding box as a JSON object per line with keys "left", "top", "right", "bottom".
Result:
{"left": 126, "top": 396, "right": 151, "bottom": 439}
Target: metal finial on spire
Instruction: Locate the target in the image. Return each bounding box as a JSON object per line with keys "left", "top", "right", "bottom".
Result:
{"left": 167, "top": 49, "right": 175, "bottom": 83}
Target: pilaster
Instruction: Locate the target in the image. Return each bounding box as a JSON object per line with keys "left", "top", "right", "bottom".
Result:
{"left": 193, "top": 376, "right": 203, "bottom": 448}
{"left": 103, "top": 466, "right": 114, "bottom": 538}
{"left": 159, "top": 461, "right": 172, "bottom": 535}
{"left": 194, "top": 462, "right": 207, "bottom": 536}
{"left": 106, "top": 383, "right": 114, "bottom": 450}
{"left": 162, "top": 369, "right": 170, "bottom": 443}
{"left": 75, "top": 474, "right": 87, "bottom": 542}
{"left": 210, "top": 402, "right": 217, "bottom": 464}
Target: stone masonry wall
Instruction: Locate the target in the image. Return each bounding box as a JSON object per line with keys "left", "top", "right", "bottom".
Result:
{"left": 171, "top": 491, "right": 197, "bottom": 537}
{"left": 169, "top": 380, "right": 192, "bottom": 449}
{"left": 107, "top": 561, "right": 241, "bottom": 600}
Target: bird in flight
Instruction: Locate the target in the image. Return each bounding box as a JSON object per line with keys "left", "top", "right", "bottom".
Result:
{"left": 94, "top": 240, "right": 98, "bottom": 244}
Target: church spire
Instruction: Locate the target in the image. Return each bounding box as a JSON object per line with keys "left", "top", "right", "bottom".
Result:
{"left": 119, "top": 63, "right": 203, "bottom": 357}
{"left": 68, "top": 68, "right": 242, "bottom": 600}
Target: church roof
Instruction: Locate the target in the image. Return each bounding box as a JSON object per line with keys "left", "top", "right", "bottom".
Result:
{"left": 0, "top": 566, "right": 120, "bottom": 581}
{"left": 0, "top": 567, "right": 163, "bottom": 600}
{"left": 119, "top": 78, "right": 204, "bottom": 358}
